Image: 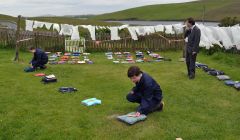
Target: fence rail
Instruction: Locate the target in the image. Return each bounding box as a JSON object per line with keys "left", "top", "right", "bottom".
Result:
{"left": 0, "top": 28, "right": 185, "bottom": 52}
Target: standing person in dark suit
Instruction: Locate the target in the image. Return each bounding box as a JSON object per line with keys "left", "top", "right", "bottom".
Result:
{"left": 29, "top": 47, "right": 48, "bottom": 70}
{"left": 183, "top": 22, "right": 191, "bottom": 58}
{"left": 185, "top": 18, "right": 201, "bottom": 79}
{"left": 126, "top": 66, "right": 164, "bottom": 117}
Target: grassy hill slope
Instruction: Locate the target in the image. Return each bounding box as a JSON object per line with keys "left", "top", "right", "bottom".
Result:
{"left": 91, "top": 0, "right": 240, "bottom": 21}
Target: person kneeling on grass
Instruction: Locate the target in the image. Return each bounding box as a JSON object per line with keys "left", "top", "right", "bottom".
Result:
{"left": 126, "top": 66, "right": 164, "bottom": 117}
{"left": 29, "top": 47, "right": 48, "bottom": 70}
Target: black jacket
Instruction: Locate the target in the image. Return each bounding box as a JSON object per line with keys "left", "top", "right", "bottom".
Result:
{"left": 132, "top": 73, "right": 163, "bottom": 114}
{"left": 31, "top": 48, "right": 48, "bottom": 65}
{"left": 186, "top": 25, "right": 201, "bottom": 53}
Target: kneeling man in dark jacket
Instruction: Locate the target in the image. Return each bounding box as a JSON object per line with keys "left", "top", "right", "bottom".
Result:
{"left": 29, "top": 47, "right": 48, "bottom": 70}
{"left": 126, "top": 66, "right": 164, "bottom": 117}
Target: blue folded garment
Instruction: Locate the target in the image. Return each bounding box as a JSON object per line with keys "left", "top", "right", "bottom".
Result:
{"left": 224, "top": 80, "right": 238, "bottom": 86}
{"left": 24, "top": 67, "right": 35, "bottom": 72}
{"left": 234, "top": 83, "right": 240, "bottom": 90}
{"left": 81, "top": 98, "right": 101, "bottom": 106}
{"left": 195, "top": 62, "right": 208, "bottom": 68}
{"left": 208, "top": 70, "right": 225, "bottom": 76}
{"left": 117, "top": 112, "right": 147, "bottom": 125}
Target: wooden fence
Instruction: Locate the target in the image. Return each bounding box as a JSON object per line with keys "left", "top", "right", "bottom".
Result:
{"left": 0, "top": 28, "right": 65, "bottom": 52}
{"left": 0, "top": 28, "right": 185, "bottom": 52}
{"left": 85, "top": 32, "right": 185, "bottom": 52}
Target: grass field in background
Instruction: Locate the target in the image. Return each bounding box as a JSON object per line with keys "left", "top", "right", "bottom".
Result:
{"left": 91, "top": 0, "right": 240, "bottom": 21}
{"left": 0, "top": 48, "right": 239, "bottom": 139}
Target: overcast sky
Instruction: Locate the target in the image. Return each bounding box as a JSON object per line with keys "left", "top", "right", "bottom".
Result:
{"left": 0, "top": 0, "right": 197, "bottom": 17}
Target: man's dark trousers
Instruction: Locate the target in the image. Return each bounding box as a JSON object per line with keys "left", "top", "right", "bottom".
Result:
{"left": 126, "top": 92, "right": 161, "bottom": 114}
{"left": 186, "top": 52, "right": 197, "bottom": 78}
{"left": 32, "top": 59, "right": 48, "bottom": 69}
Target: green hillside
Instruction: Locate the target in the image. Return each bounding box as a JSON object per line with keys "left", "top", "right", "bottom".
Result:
{"left": 0, "top": 14, "right": 120, "bottom": 28}
{"left": 91, "top": 0, "right": 240, "bottom": 21}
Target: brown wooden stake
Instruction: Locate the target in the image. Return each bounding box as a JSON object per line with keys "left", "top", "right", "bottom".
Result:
{"left": 14, "top": 15, "right": 21, "bottom": 61}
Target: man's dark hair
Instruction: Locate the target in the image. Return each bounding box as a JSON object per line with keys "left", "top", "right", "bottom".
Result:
{"left": 29, "top": 46, "right": 36, "bottom": 50}
{"left": 186, "top": 17, "right": 195, "bottom": 25}
{"left": 128, "top": 66, "right": 142, "bottom": 78}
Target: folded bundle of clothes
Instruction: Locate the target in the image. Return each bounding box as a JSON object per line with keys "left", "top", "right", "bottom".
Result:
{"left": 60, "top": 56, "right": 70, "bottom": 61}
{"left": 114, "top": 52, "right": 122, "bottom": 55}
{"left": 68, "top": 61, "right": 77, "bottom": 64}
{"left": 136, "top": 59, "right": 144, "bottom": 63}
{"left": 234, "top": 83, "right": 240, "bottom": 90}
{"left": 123, "top": 52, "right": 131, "bottom": 55}
{"left": 105, "top": 52, "right": 113, "bottom": 56}
{"left": 58, "top": 61, "right": 66, "bottom": 64}
{"left": 64, "top": 53, "right": 71, "bottom": 56}
{"left": 81, "top": 98, "right": 101, "bottom": 106}
{"left": 113, "top": 61, "right": 120, "bottom": 64}
{"left": 49, "top": 54, "right": 58, "bottom": 59}
{"left": 42, "top": 74, "right": 57, "bottom": 84}
{"left": 202, "top": 66, "right": 215, "bottom": 72}
{"left": 48, "top": 58, "right": 57, "bottom": 61}
{"left": 217, "top": 75, "right": 230, "bottom": 81}
{"left": 83, "top": 53, "right": 90, "bottom": 56}
{"left": 34, "top": 73, "right": 45, "bottom": 77}
{"left": 24, "top": 67, "right": 35, "bottom": 72}
{"left": 87, "top": 61, "right": 94, "bottom": 64}
{"left": 149, "top": 53, "right": 160, "bottom": 58}
{"left": 224, "top": 80, "right": 238, "bottom": 87}
{"left": 59, "top": 87, "right": 78, "bottom": 93}
{"left": 208, "top": 70, "right": 225, "bottom": 76}
{"left": 77, "top": 61, "right": 86, "bottom": 64}
{"left": 195, "top": 62, "right": 208, "bottom": 68}
{"left": 72, "top": 52, "right": 81, "bottom": 56}
{"left": 107, "top": 55, "right": 113, "bottom": 60}
{"left": 136, "top": 51, "right": 144, "bottom": 59}
{"left": 117, "top": 112, "right": 147, "bottom": 125}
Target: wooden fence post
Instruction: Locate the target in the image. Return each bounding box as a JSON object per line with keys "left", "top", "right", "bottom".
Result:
{"left": 14, "top": 15, "right": 21, "bottom": 61}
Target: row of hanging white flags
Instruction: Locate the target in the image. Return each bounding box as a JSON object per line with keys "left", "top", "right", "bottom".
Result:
{"left": 26, "top": 20, "right": 240, "bottom": 50}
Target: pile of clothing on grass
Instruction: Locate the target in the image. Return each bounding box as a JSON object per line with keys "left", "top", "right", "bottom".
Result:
{"left": 48, "top": 52, "right": 93, "bottom": 65}
{"left": 105, "top": 51, "right": 171, "bottom": 64}
{"left": 196, "top": 62, "right": 240, "bottom": 91}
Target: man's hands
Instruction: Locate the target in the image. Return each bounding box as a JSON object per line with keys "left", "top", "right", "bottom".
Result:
{"left": 130, "top": 91, "right": 134, "bottom": 94}
{"left": 128, "top": 112, "right": 141, "bottom": 117}
{"left": 192, "top": 52, "right": 197, "bottom": 55}
{"left": 135, "top": 112, "right": 141, "bottom": 117}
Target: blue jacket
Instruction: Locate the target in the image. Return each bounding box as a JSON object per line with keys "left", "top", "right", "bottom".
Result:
{"left": 30, "top": 48, "right": 48, "bottom": 65}
{"left": 132, "top": 73, "right": 163, "bottom": 115}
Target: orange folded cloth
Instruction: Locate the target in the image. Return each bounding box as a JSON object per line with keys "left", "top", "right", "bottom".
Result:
{"left": 34, "top": 73, "right": 46, "bottom": 77}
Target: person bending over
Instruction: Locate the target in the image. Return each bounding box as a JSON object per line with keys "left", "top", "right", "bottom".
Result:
{"left": 29, "top": 47, "right": 48, "bottom": 70}
{"left": 126, "top": 66, "right": 164, "bottom": 117}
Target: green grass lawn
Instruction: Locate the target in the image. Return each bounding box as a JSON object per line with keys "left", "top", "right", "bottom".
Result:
{"left": 0, "top": 48, "right": 239, "bottom": 140}
{"left": 91, "top": 0, "right": 240, "bottom": 21}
